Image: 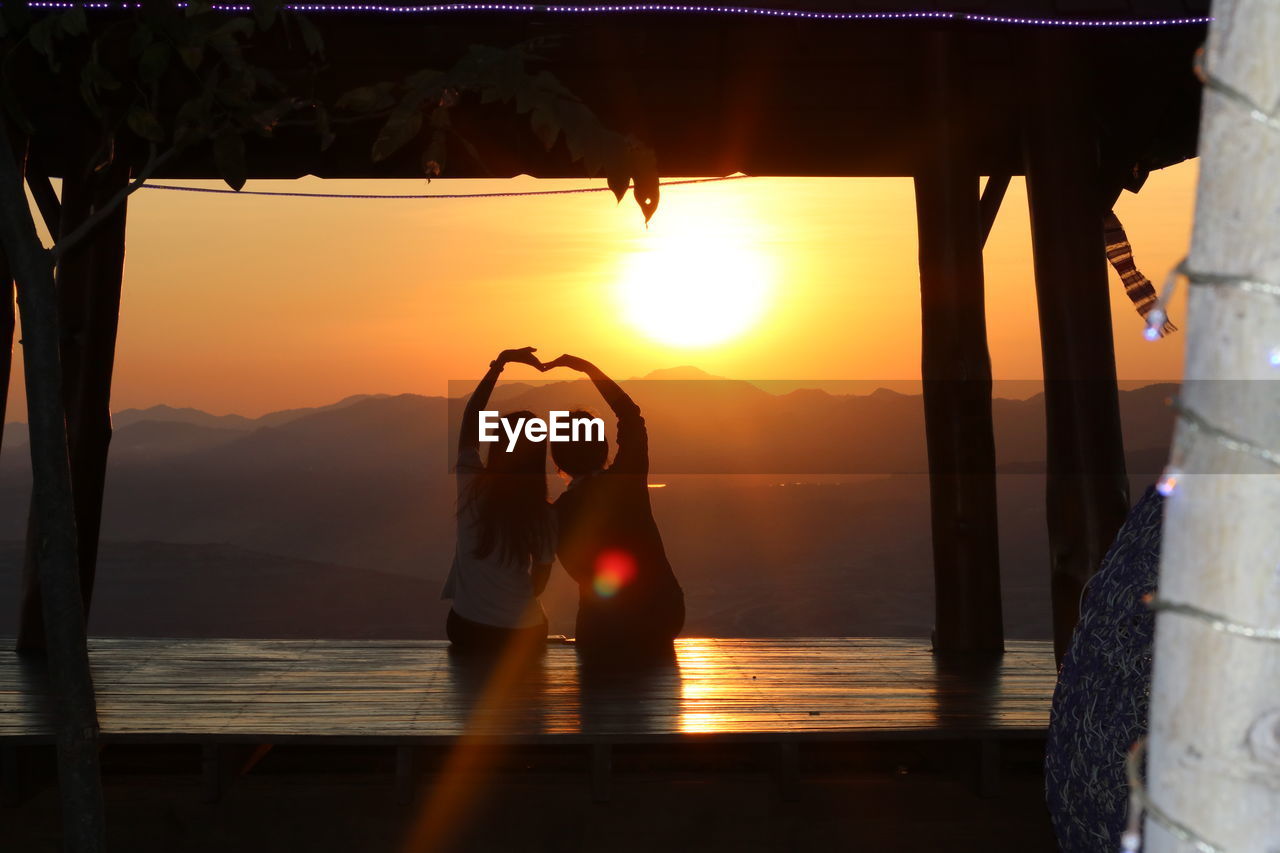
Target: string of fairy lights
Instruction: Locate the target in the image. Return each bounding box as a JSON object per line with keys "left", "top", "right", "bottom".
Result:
{"left": 24, "top": 1, "right": 1213, "bottom": 27}
{"left": 1132, "top": 48, "right": 1280, "bottom": 853}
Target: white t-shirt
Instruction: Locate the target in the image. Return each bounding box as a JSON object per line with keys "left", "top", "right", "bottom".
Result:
{"left": 441, "top": 447, "right": 553, "bottom": 628}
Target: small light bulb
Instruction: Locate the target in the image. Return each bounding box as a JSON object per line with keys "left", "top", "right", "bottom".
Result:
{"left": 1143, "top": 325, "right": 1161, "bottom": 342}
{"left": 1269, "top": 346, "right": 1280, "bottom": 367}
{"left": 1156, "top": 467, "right": 1181, "bottom": 497}
{"left": 1120, "top": 830, "right": 1142, "bottom": 852}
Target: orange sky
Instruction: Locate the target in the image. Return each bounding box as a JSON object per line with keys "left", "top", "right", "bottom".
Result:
{"left": 5, "top": 163, "right": 1196, "bottom": 421}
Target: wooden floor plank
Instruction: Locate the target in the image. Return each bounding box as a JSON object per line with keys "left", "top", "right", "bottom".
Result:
{"left": 0, "top": 638, "right": 1055, "bottom": 743}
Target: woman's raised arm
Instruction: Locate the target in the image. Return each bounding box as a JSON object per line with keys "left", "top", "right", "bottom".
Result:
{"left": 458, "top": 347, "right": 541, "bottom": 455}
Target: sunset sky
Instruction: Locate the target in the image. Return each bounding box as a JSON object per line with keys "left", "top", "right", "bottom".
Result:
{"left": 6, "top": 162, "right": 1195, "bottom": 421}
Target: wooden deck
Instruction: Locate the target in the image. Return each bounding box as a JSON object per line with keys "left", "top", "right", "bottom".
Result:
{"left": 1, "top": 637, "right": 1054, "bottom": 746}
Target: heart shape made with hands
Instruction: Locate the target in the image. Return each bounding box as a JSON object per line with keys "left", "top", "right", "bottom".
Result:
{"left": 498, "top": 348, "right": 588, "bottom": 373}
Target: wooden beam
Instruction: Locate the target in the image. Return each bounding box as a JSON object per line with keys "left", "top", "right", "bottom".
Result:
{"left": 1022, "top": 31, "right": 1130, "bottom": 663}
{"left": 16, "top": 157, "right": 129, "bottom": 649}
{"left": 24, "top": 169, "right": 60, "bottom": 238}
{"left": 979, "top": 174, "right": 1011, "bottom": 248}
{"left": 914, "top": 32, "right": 1005, "bottom": 657}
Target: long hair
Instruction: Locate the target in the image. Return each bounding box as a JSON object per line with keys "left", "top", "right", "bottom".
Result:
{"left": 460, "top": 410, "right": 551, "bottom": 564}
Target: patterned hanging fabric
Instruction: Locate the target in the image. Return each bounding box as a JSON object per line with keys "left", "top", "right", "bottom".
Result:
{"left": 1104, "top": 210, "right": 1177, "bottom": 337}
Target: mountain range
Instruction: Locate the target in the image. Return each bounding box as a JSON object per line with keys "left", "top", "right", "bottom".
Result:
{"left": 0, "top": 371, "right": 1177, "bottom": 640}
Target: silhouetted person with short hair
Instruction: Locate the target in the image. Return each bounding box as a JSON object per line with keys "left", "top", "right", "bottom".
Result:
{"left": 543, "top": 354, "right": 684, "bottom": 662}
{"left": 443, "top": 347, "right": 554, "bottom": 656}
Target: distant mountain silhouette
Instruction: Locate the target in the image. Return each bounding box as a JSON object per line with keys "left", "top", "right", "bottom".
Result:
{"left": 113, "top": 404, "right": 257, "bottom": 432}
{"left": 639, "top": 366, "right": 725, "bottom": 380}
{"left": 0, "top": 375, "right": 1179, "bottom": 640}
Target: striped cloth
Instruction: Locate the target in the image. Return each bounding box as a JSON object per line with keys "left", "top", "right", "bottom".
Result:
{"left": 1105, "top": 210, "right": 1176, "bottom": 337}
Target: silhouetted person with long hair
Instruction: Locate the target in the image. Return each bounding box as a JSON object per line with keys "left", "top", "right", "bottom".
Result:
{"left": 443, "top": 347, "right": 554, "bottom": 655}
{"left": 543, "top": 354, "right": 684, "bottom": 662}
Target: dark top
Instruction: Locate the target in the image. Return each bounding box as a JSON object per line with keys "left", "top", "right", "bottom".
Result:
{"left": 1044, "top": 485, "right": 1163, "bottom": 853}
{"left": 553, "top": 401, "right": 684, "bottom": 651}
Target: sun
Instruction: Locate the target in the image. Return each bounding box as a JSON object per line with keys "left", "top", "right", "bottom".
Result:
{"left": 616, "top": 231, "right": 773, "bottom": 348}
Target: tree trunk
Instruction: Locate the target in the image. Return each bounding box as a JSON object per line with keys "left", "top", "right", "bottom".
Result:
{"left": 17, "top": 159, "right": 130, "bottom": 649}
{"left": 0, "top": 131, "right": 17, "bottom": 454}
{"left": 1144, "top": 2, "right": 1280, "bottom": 850}
{"left": 0, "top": 122, "right": 106, "bottom": 850}
{"left": 0, "top": 234, "right": 12, "bottom": 451}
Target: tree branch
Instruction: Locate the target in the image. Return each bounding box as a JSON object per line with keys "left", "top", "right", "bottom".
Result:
{"left": 49, "top": 145, "right": 178, "bottom": 261}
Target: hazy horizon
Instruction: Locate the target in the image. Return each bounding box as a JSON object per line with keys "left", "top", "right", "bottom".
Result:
{"left": 1, "top": 373, "right": 1183, "bottom": 427}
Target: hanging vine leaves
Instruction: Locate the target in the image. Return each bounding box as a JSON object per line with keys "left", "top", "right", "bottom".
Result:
{"left": 344, "top": 41, "right": 661, "bottom": 220}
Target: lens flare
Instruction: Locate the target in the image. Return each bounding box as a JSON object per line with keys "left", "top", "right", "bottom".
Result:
{"left": 593, "top": 549, "right": 637, "bottom": 598}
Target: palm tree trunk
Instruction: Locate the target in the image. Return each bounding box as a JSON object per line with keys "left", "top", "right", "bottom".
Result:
{"left": 1145, "top": 1, "right": 1280, "bottom": 849}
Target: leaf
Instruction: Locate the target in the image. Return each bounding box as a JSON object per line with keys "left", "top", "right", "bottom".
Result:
{"left": 179, "top": 46, "right": 204, "bottom": 71}
{"left": 137, "top": 42, "right": 171, "bottom": 83}
{"left": 404, "top": 68, "right": 443, "bottom": 92}
{"left": 423, "top": 130, "right": 446, "bottom": 177}
{"left": 294, "top": 13, "right": 323, "bottom": 57}
{"left": 529, "top": 105, "right": 558, "bottom": 151}
{"left": 213, "top": 131, "right": 247, "bottom": 191}
{"left": 27, "top": 17, "right": 58, "bottom": 69}
{"left": 128, "top": 23, "right": 153, "bottom": 56}
{"left": 371, "top": 109, "right": 423, "bottom": 162}
{"left": 314, "top": 105, "right": 335, "bottom": 151}
{"left": 629, "top": 145, "right": 660, "bottom": 222}
{"left": 334, "top": 83, "right": 395, "bottom": 113}
{"left": 532, "top": 69, "right": 574, "bottom": 101}
{"left": 126, "top": 106, "right": 165, "bottom": 143}
{"left": 57, "top": 6, "right": 86, "bottom": 36}
{"left": 80, "top": 59, "right": 120, "bottom": 113}
{"left": 89, "top": 134, "right": 115, "bottom": 174}
{"left": 174, "top": 93, "right": 216, "bottom": 147}
{"left": 254, "top": 0, "right": 282, "bottom": 31}
{"left": 213, "top": 17, "right": 255, "bottom": 39}
{"left": 606, "top": 166, "right": 629, "bottom": 203}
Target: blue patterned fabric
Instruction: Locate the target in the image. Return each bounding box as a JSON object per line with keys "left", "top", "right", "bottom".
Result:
{"left": 1045, "top": 485, "right": 1165, "bottom": 852}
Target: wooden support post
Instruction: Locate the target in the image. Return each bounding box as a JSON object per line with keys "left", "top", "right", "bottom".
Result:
{"left": 914, "top": 31, "right": 1005, "bottom": 656}
{"left": 16, "top": 159, "right": 130, "bottom": 650}
{"left": 1022, "top": 32, "right": 1130, "bottom": 662}
{"left": 590, "top": 742, "right": 611, "bottom": 803}
{"left": 395, "top": 745, "right": 416, "bottom": 805}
